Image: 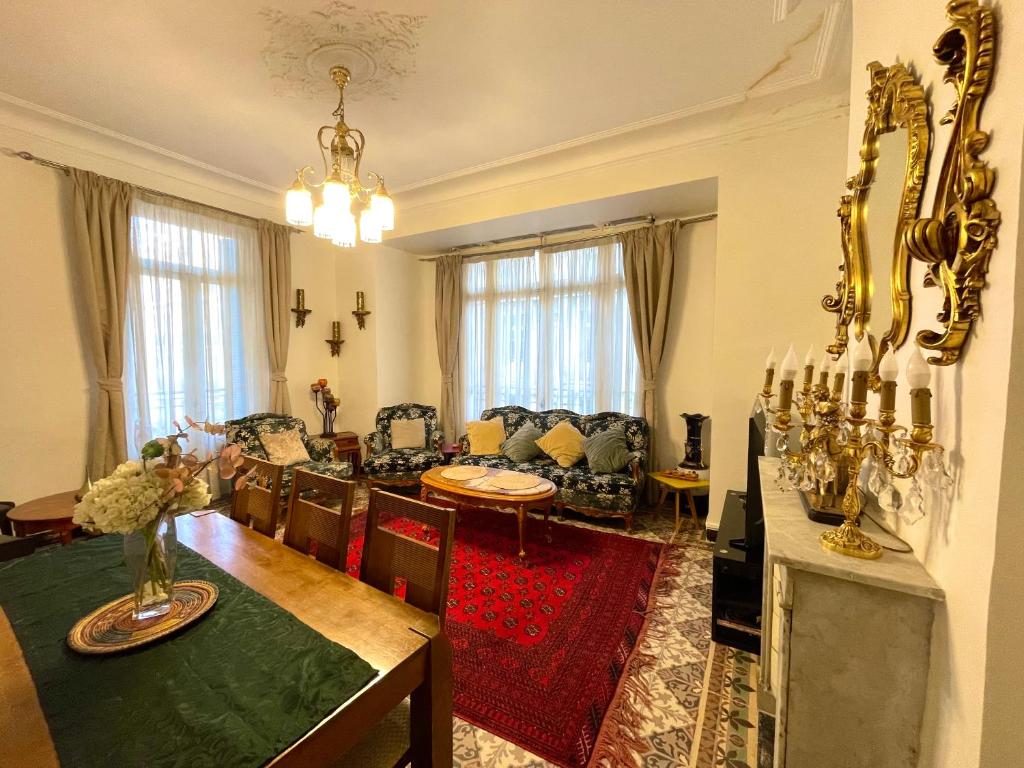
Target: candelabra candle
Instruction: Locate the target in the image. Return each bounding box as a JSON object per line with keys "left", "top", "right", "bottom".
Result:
{"left": 851, "top": 370, "right": 869, "bottom": 404}
{"left": 356, "top": 291, "right": 365, "bottom": 311}
{"left": 778, "top": 379, "right": 795, "bottom": 411}
{"left": 762, "top": 347, "right": 777, "bottom": 397}
{"left": 880, "top": 380, "right": 897, "bottom": 415}
{"left": 831, "top": 370, "right": 846, "bottom": 400}
{"left": 297, "top": 288, "right": 305, "bottom": 310}
{"left": 332, "top": 321, "right": 341, "bottom": 341}
{"left": 911, "top": 388, "right": 932, "bottom": 427}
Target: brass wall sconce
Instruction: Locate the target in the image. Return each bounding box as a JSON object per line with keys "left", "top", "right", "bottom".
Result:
{"left": 291, "top": 288, "right": 313, "bottom": 327}
{"left": 352, "top": 291, "right": 371, "bottom": 330}
{"left": 325, "top": 321, "right": 345, "bottom": 356}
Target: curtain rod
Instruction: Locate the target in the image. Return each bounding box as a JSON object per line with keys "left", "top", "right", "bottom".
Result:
{"left": 7, "top": 150, "right": 302, "bottom": 234}
{"left": 416, "top": 212, "right": 717, "bottom": 262}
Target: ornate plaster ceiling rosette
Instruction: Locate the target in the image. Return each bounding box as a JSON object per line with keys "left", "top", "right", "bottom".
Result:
{"left": 261, "top": 2, "right": 425, "bottom": 101}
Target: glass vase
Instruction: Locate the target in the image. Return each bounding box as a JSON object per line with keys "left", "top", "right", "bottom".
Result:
{"left": 124, "top": 513, "right": 178, "bottom": 621}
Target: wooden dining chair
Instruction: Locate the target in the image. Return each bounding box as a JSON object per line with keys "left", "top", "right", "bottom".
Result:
{"left": 338, "top": 490, "right": 455, "bottom": 768}
{"left": 230, "top": 456, "right": 284, "bottom": 538}
{"left": 359, "top": 489, "right": 455, "bottom": 622}
{"left": 282, "top": 469, "right": 355, "bottom": 570}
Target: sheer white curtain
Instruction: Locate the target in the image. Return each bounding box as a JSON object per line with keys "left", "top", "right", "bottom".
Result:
{"left": 124, "top": 195, "right": 268, "bottom": 472}
{"left": 462, "top": 238, "right": 640, "bottom": 422}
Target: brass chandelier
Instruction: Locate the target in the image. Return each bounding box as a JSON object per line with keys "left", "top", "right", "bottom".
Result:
{"left": 284, "top": 66, "right": 394, "bottom": 247}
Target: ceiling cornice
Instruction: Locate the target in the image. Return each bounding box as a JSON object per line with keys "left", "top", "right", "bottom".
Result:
{"left": 0, "top": 0, "right": 848, "bottom": 206}
{"left": 0, "top": 90, "right": 278, "bottom": 194}
{"left": 394, "top": 0, "right": 848, "bottom": 195}
{"left": 393, "top": 98, "right": 850, "bottom": 225}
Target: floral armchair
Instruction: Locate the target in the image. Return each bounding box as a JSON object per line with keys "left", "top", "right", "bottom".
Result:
{"left": 363, "top": 403, "right": 445, "bottom": 486}
{"left": 225, "top": 413, "right": 352, "bottom": 502}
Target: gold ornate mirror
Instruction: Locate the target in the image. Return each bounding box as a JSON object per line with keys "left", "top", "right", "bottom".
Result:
{"left": 824, "top": 61, "right": 930, "bottom": 381}
{"left": 905, "top": 0, "right": 1000, "bottom": 366}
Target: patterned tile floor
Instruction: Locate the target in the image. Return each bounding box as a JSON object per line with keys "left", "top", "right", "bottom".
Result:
{"left": 216, "top": 486, "right": 760, "bottom": 767}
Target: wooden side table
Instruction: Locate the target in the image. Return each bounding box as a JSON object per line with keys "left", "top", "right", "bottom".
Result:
{"left": 7, "top": 490, "right": 80, "bottom": 545}
{"left": 648, "top": 472, "right": 710, "bottom": 536}
{"left": 441, "top": 442, "right": 461, "bottom": 465}
{"left": 330, "top": 431, "right": 362, "bottom": 475}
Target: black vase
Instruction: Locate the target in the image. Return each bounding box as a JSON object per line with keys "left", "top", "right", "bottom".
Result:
{"left": 679, "top": 413, "right": 709, "bottom": 469}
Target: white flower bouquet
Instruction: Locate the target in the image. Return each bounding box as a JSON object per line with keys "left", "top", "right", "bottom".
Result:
{"left": 73, "top": 417, "right": 246, "bottom": 620}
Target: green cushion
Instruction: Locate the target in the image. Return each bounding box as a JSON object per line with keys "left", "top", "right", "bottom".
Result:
{"left": 584, "top": 426, "right": 632, "bottom": 474}
{"left": 501, "top": 423, "right": 544, "bottom": 463}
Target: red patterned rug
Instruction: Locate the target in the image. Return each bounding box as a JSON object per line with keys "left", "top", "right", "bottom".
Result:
{"left": 344, "top": 506, "right": 675, "bottom": 768}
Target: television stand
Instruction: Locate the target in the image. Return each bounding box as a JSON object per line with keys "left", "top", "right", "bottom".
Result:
{"left": 711, "top": 490, "right": 762, "bottom": 654}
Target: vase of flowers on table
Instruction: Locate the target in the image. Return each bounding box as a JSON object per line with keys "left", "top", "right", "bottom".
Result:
{"left": 73, "top": 417, "right": 247, "bottom": 621}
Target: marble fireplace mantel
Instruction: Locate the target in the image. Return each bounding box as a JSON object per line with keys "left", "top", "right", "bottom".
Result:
{"left": 758, "top": 456, "right": 944, "bottom": 768}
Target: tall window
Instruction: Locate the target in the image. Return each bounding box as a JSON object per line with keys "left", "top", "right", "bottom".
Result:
{"left": 462, "top": 239, "right": 640, "bottom": 422}
{"left": 124, "top": 196, "right": 268, "bottom": 457}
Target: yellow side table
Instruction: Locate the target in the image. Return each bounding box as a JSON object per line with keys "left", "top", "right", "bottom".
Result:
{"left": 648, "top": 471, "right": 710, "bottom": 534}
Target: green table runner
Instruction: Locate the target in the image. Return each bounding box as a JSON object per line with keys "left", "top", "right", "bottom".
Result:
{"left": 0, "top": 534, "right": 378, "bottom": 768}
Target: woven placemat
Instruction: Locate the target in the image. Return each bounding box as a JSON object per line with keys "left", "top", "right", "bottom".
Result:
{"left": 441, "top": 465, "right": 489, "bottom": 481}
{"left": 67, "top": 580, "right": 218, "bottom": 655}
{"left": 489, "top": 472, "right": 543, "bottom": 491}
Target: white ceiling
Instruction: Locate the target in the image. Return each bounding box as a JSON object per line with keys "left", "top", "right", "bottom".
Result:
{"left": 388, "top": 178, "right": 718, "bottom": 254}
{"left": 0, "top": 0, "right": 849, "bottom": 192}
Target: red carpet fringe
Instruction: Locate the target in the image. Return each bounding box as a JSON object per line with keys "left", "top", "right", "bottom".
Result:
{"left": 590, "top": 543, "right": 686, "bottom": 767}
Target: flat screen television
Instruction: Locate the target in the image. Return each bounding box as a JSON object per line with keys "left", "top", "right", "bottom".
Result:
{"left": 730, "top": 400, "right": 766, "bottom": 556}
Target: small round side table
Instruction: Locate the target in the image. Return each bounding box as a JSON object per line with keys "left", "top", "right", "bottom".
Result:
{"left": 8, "top": 490, "right": 80, "bottom": 545}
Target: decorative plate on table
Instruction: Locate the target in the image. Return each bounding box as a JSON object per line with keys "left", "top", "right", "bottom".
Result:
{"left": 441, "top": 466, "right": 489, "bottom": 481}
{"left": 67, "top": 580, "right": 218, "bottom": 655}
{"left": 489, "top": 472, "right": 543, "bottom": 491}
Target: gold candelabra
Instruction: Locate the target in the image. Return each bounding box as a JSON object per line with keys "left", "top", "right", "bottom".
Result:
{"left": 760, "top": 337, "right": 948, "bottom": 559}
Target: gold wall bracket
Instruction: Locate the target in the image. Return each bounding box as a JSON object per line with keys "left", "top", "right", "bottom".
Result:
{"left": 904, "top": 0, "right": 1000, "bottom": 365}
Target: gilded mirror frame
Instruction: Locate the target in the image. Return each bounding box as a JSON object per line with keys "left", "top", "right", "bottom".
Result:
{"left": 905, "top": 0, "right": 1000, "bottom": 366}
{"left": 824, "top": 61, "right": 930, "bottom": 382}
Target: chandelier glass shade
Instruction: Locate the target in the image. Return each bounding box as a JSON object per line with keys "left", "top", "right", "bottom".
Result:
{"left": 284, "top": 65, "right": 394, "bottom": 246}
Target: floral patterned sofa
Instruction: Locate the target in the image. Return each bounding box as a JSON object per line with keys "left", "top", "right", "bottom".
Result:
{"left": 363, "top": 403, "right": 445, "bottom": 487}
{"left": 225, "top": 413, "right": 353, "bottom": 501}
{"left": 452, "top": 405, "right": 648, "bottom": 529}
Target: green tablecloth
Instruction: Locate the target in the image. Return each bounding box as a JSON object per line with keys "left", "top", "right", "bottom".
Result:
{"left": 0, "top": 534, "right": 377, "bottom": 768}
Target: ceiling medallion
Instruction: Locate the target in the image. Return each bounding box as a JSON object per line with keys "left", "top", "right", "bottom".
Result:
{"left": 283, "top": 66, "right": 394, "bottom": 248}
{"left": 261, "top": 2, "right": 425, "bottom": 101}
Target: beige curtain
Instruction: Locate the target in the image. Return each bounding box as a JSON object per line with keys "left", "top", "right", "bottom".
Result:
{"left": 620, "top": 221, "right": 681, "bottom": 470}
{"left": 258, "top": 220, "right": 292, "bottom": 414}
{"left": 435, "top": 253, "right": 463, "bottom": 440}
{"left": 71, "top": 169, "right": 133, "bottom": 479}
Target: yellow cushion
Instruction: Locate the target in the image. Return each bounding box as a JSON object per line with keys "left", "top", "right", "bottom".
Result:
{"left": 390, "top": 418, "right": 425, "bottom": 449}
{"left": 535, "top": 420, "right": 586, "bottom": 468}
{"left": 467, "top": 417, "right": 505, "bottom": 455}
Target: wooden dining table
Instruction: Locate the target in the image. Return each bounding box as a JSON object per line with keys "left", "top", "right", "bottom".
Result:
{"left": 0, "top": 512, "right": 453, "bottom": 767}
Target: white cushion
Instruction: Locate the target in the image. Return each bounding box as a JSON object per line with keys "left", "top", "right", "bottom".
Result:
{"left": 391, "top": 418, "right": 426, "bottom": 450}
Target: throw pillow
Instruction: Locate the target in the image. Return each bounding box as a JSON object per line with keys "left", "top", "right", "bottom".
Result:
{"left": 584, "top": 426, "right": 632, "bottom": 473}
{"left": 535, "top": 420, "right": 586, "bottom": 468}
{"left": 467, "top": 417, "right": 505, "bottom": 455}
{"left": 501, "top": 423, "right": 543, "bottom": 463}
{"left": 391, "top": 418, "right": 426, "bottom": 449}
{"left": 259, "top": 428, "right": 310, "bottom": 465}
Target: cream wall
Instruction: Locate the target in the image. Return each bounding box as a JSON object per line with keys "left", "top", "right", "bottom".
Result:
{"left": 847, "top": 2, "right": 1024, "bottom": 766}
{"left": 0, "top": 160, "right": 89, "bottom": 503}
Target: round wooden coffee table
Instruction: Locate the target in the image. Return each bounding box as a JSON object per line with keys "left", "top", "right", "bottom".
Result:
{"left": 419, "top": 466, "right": 556, "bottom": 558}
{"left": 8, "top": 490, "right": 80, "bottom": 545}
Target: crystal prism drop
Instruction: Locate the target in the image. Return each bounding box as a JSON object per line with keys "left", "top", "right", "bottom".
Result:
{"left": 901, "top": 477, "right": 925, "bottom": 525}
